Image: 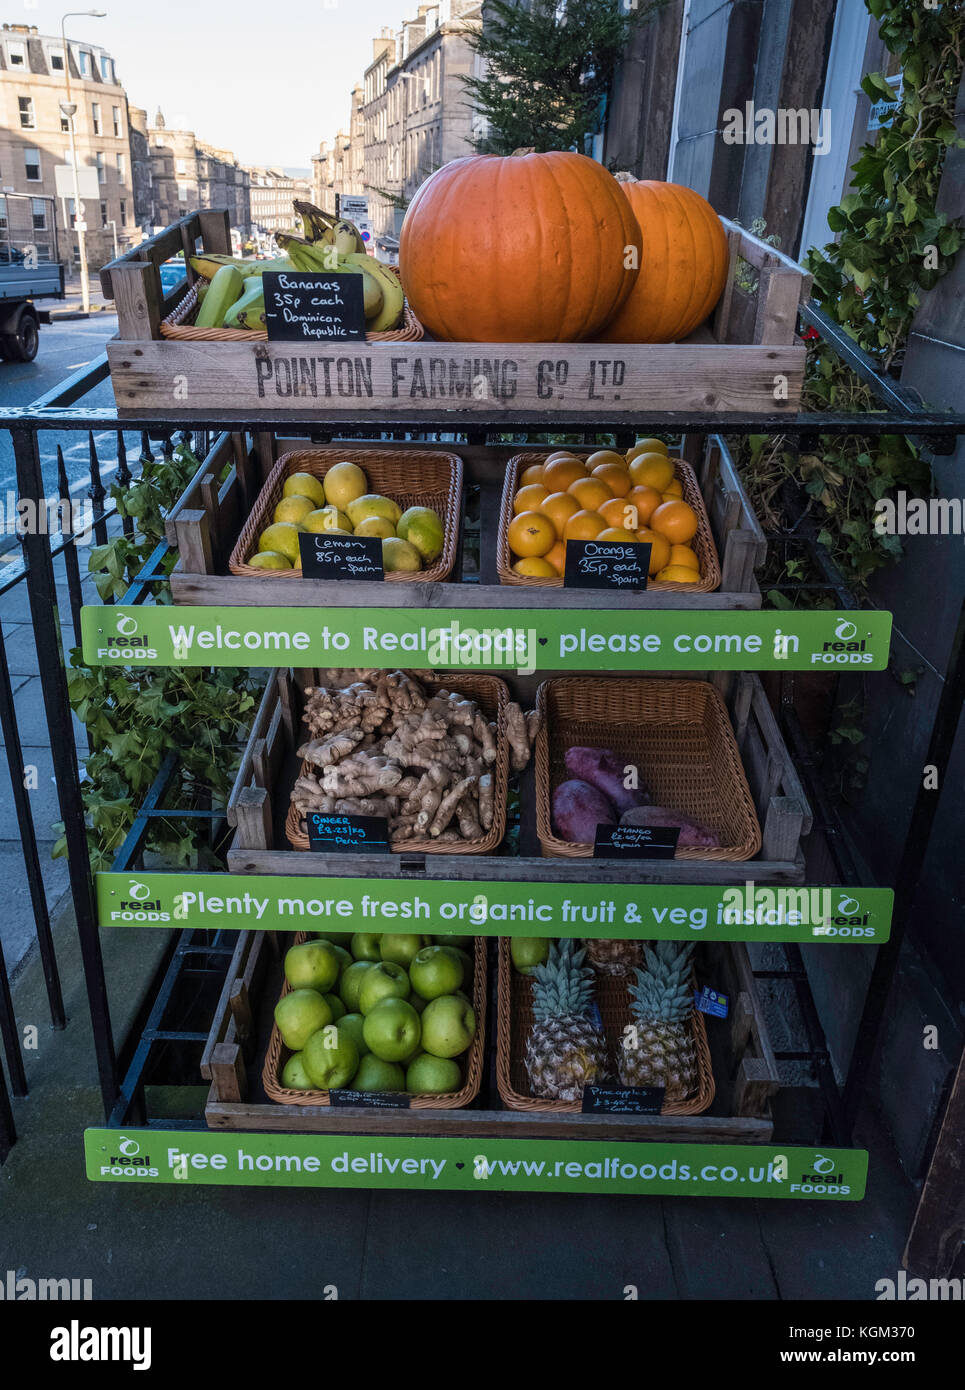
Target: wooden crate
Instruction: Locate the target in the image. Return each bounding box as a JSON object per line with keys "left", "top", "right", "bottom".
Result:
{"left": 225, "top": 668, "right": 811, "bottom": 884}
{"left": 203, "top": 929, "right": 778, "bottom": 1141}
{"left": 102, "top": 211, "right": 811, "bottom": 416}
{"left": 167, "top": 433, "right": 766, "bottom": 610}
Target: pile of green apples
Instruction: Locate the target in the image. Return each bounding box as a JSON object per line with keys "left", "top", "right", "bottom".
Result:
{"left": 275, "top": 931, "right": 477, "bottom": 1096}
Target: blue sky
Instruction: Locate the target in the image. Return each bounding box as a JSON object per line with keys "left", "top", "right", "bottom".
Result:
{"left": 22, "top": 0, "right": 409, "bottom": 167}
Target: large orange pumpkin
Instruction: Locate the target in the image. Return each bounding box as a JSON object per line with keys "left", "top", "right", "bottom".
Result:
{"left": 399, "top": 152, "right": 642, "bottom": 342}
{"left": 599, "top": 179, "right": 729, "bottom": 343}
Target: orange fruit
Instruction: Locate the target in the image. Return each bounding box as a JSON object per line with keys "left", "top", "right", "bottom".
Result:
{"left": 627, "top": 438, "right": 669, "bottom": 461}
{"left": 508, "top": 510, "right": 556, "bottom": 558}
{"left": 629, "top": 454, "right": 674, "bottom": 492}
{"left": 669, "top": 544, "right": 700, "bottom": 571}
{"left": 568, "top": 476, "right": 613, "bottom": 511}
{"left": 651, "top": 499, "right": 698, "bottom": 544}
{"left": 656, "top": 564, "right": 699, "bottom": 584}
{"left": 564, "top": 509, "right": 607, "bottom": 542}
{"left": 542, "top": 457, "right": 589, "bottom": 492}
{"left": 625, "top": 486, "right": 663, "bottom": 528}
{"left": 513, "top": 556, "right": 556, "bottom": 577}
{"left": 586, "top": 449, "right": 627, "bottom": 471}
{"left": 635, "top": 527, "right": 671, "bottom": 575}
{"left": 592, "top": 463, "right": 631, "bottom": 498}
{"left": 544, "top": 450, "right": 580, "bottom": 464}
{"left": 518, "top": 464, "right": 545, "bottom": 488}
{"left": 545, "top": 540, "right": 566, "bottom": 574}
{"left": 513, "top": 483, "right": 548, "bottom": 514}
{"left": 599, "top": 497, "right": 638, "bottom": 530}
{"left": 598, "top": 527, "right": 638, "bottom": 543}
{"left": 538, "top": 490, "right": 580, "bottom": 537}
{"left": 662, "top": 478, "right": 683, "bottom": 499}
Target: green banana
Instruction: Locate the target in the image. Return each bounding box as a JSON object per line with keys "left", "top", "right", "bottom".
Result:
{"left": 190, "top": 253, "right": 291, "bottom": 280}
{"left": 332, "top": 219, "right": 365, "bottom": 255}
{"left": 275, "top": 233, "right": 340, "bottom": 273}
{"left": 195, "top": 264, "right": 244, "bottom": 329}
{"left": 342, "top": 253, "right": 404, "bottom": 331}
{"left": 293, "top": 199, "right": 338, "bottom": 243}
{"left": 223, "top": 277, "right": 265, "bottom": 330}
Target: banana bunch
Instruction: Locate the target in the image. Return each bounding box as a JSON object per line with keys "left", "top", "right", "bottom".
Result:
{"left": 276, "top": 230, "right": 404, "bottom": 333}
{"left": 293, "top": 200, "right": 367, "bottom": 257}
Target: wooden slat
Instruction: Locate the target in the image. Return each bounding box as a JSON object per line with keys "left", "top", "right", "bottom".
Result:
{"left": 903, "top": 1043, "right": 965, "bottom": 1278}
{"left": 210, "top": 1042, "right": 246, "bottom": 1103}
{"left": 733, "top": 1056, "right": 778, "bottom": 1117}
{"left": 164, "top": 432, "right": 234, "bottom": 544}
{"left": 200, "top": 931, "right": 259, "bottom": 1078}
{"left": 234, "top": 785, "right": 272, "bottom": 852}
{"left": 108, "top": 262, "right": 162, "bottom": 342}
{"left": 761, "top": 797, "right": 808, "bottom": 865}
{"left": 226, "top": 677, "right": 278, "bottom": 824}
{"left": 197, "top": 208, "right": 231, "bottom": 256}
{"left": 750, "top": 680, "right": 812, "bottom": 831}
{"left": 755, "top": 264, "right": 809, "bottom": 346}
{"left": 172, "top": 509, "right": 213, "bottom": 577}
{"left": 711, "top": 227, "right": 743, "bottom": 344}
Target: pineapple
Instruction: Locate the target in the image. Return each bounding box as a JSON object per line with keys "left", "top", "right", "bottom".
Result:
{"left": 525, "top": 939, "right": 607, "bottom": 1101}
{"left": 619, "top": 941, "right": 697, "bottom": 1101}
{"left": 583, "top": 937, "right": 643, "bottom": 976}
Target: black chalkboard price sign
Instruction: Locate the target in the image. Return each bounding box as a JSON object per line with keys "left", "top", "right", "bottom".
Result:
{"left": 263, "top": 271, "right": 366, "bottom": 342}
{"left": 563, "top": 539, "right": 650, "bottom": 590}
{"left": 329, "top": 1090, "right": 411, "bottom": 1109}
{"left": 593, "top": 823, "right": 681, "bottom": 859}
{"left": 298, "top": 530, "right": 384, "bottom": 581}
{"left": 581, "top": 1084, "right": 665, "bottom": 1114}
{"left": 306, "top": 813, "right": 389, "bottom": 853}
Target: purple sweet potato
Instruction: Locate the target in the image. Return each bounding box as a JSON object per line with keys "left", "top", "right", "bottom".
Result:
{"left": 619, "top": 805, "right": 720, "bottom": 849}
{"left": 564, "top": 746, "right": 650, "bottom": 815}
{"left": 553, "top": 779, "right": 617, "bottom": 843}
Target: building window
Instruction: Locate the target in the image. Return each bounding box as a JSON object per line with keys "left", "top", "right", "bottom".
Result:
{"left": 96, "top": 152, "right": 105, "bottom": 183}
{"left": 119, "top": 199, "right": 127, "bottom": 224}
{"left": 116, "top": 152, "right": 125, "bottom": 181}
{"left": 176, "top": 158, "right": 186, "bottom": 175}
{"left": 112, "top": 105, "right": 122, "bottom": 137}
{"left": 92, "top": 102, "right": 101, "bottom": 135}
{"left": 31, "top": 198, "right": 47, "bottom": 231}
{"left": 100, "top": 200, "right": 109, "bottom": 228}
{"left": 0, "top": 198, "right": 7, "bottom": 232}
{"left": 49, "top": 48, "right": 65, "bottom": 71}
{"left": 177, "top": 182, "right": 188, "bottom": 203}
{"left": 78, "top": 50, "right": 91, "bottom": 78}
{"left": 61, "top": 113, "right": 70, "bottom": 132}
{"left": 24, "top": 148, "right": 41, "bottom": 182}
{"left": 99, "top": 54, "right": 113, "bottom": 82}
{"left": 18, "top": 96, "right": 35, "bottom": 129}
{"left": 154, "top": 133, "right": 164, "bottom": 147}
{"left": 7, "top": 41, "right": 25, "bottom": 67}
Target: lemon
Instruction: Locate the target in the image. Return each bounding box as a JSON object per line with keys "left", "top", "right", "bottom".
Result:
{"left": 282, "top": 472, "right": 325, "bottom": 507}
{"left": 397, "top": 506, "right": 444, "bottom": 564}
{"left": 655, "top": 564, "right": 699, "bottom": 584}
{"left": 382, "top": 537, "right": 422, "bottom": 572}
{"left": 303, "top": 507, "right": 353, "bottom": 534}
{"left": 346, "top": 494, "right": 402, "bottom": 529}
{"left": 273, "top": 495, "right": 315, "bottom": 527}
{"left": 248, "top": 550, "right": 293, "bottom": 570}
{"left": 257, "top": 522, "right": 303, "bottom": 564}
{"left": 324, "top": 462, "right": 368, "bottom": 510}
{"left": 354, "top": 515, "right": 396, "bottom": 540}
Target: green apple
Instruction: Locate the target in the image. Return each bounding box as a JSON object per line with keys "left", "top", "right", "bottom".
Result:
{"left": 433, "top": 933, "right": 472, "bottom": 950}
{"left": 359, "top": 961, "right": 410, "bottom": 1015}
{"left": 281, "top": 1052, "right": 315, "bottom": 1090}
{"left": 420, "top": 994, "right": 476, "bottom": 1058}
{"left": 406, "top": 1053, "right": 462, "bottom": 1094}
{"left": 309, "top": 930, "right": 353, "bottom": 947}
{"left": 284, "top": 939, "right": 340, "bottom": 993}
{"left": 447, "top": 947, "right": 474, "bottom": 981}
{"left": 510, "top": 937, "right": 551, "bottom": 974}
{"left": 362, "top": 998, "right": 421, "bottom": 1062}
{"left": 302, "top": 1024, "right": 359, "bottom": 1090}
{"left": 351, "top": 932, "right": 382, "bottom": 962}
{"left": 324, "top": 993, "right": 346, "bottom": 1021}
{"left": 379, "top": 933, "right": 426, "bottom": 968}
{"left": 274, "top": 989, "right": 332, "bottom": 1050}
{"left": 328, "top": 943, "right": 353, "bottom": 978}
{"left": 352, "top": 1055, "right": 406, "bottom": 1092}
{"left": 337, "top": 1012, "right": 369, "bottom": 1058}
{"left": 339, "top": 960, "right": 375, "bottom": 1012}
{"left": 410, "top": 945, "right": 463, "bottom": 1000}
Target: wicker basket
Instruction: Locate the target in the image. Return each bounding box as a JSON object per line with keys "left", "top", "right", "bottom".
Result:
{"left": 495, "top": 939, "right": 714, "bottom": 1114}
{"left": 228, "top": 447, "right": 462, "bottom": 583}
{"left": 534, "top": 677, "right": 761, "bottom": 860}
{"left": 496, "top": 452, "right": 721, "bottom": 592}
{"left": 264, "top": 932, "right": 486, "bottom": 1109}
{"left": 160, "top": 274, "right": 424, "bottom": 343}
{"left": 284, "top": 671, "right": 510, "bottom": 855}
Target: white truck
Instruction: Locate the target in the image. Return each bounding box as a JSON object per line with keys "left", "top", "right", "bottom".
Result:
{"left": 0, "top": 193, "right": 66, "bottom": 361}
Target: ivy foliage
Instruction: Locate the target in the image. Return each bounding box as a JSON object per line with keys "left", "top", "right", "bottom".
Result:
{"left": 59, "top": 438, "right": 260, "bottom": 870}
{"left": 463, "top": 0, "right": 653, "bottom": 155}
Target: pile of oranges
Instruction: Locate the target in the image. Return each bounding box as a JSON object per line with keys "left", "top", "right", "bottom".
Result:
{"left": 507, "top": 438, "right": 702, "bottom": 583}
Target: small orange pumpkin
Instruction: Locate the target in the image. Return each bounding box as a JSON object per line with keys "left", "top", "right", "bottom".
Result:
{"left": 599, "top": 178, "right": 729, "bottom": 343}
{"left": 399, "top": 152, "right": 642, "bottom": 342}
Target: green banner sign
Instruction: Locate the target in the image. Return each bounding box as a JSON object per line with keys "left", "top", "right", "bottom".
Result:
{"left": 81, "top": 606, "right": 891, "bottom": 672}
{"left": 95, "top": 872, "right": 892, "bottom": 943}
{"left": 85, "top": 1130, "right": 867, "bottom": 1199}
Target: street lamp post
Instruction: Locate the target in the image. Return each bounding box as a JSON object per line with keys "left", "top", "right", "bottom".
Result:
{"left": 60, "top": 9, "right": 107, "bottom": 315}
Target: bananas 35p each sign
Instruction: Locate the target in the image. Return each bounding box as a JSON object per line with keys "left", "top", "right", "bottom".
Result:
{"left": 81, "top": 607, "right": 891, "bottom": 672}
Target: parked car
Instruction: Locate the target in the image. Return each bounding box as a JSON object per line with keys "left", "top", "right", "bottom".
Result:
{"left": 159, "top": 259, "right": 187, "bottom": 296}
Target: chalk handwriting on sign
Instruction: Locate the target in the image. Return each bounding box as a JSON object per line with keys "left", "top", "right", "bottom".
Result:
{"left": 564, "top": 539, "right": 651, "bottom": 590}
{"left": 306, "top": 813, "right": 389, "bottom": 854}
{"left": 593, "top": 823, "right": 681, "bottom": 860}
{"left": 263, "top": 271, "right": 366, "bottom": 342}
{"left": 298, "top": 531, "right": 384, "bottom": 581}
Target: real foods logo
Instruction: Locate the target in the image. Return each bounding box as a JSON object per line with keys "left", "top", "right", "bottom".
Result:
{"left": 99, "top": 1137, "right": 159, "bottom": 1178}
{"left": 791, "top": 1153, "right": 850, "bottom": 1194}
{"left": 809, "top": 618, "right": 873, "bottom": 666}
{"left": 95, "top": 615, "right": 157, "bottom": 662}
{"left": 108, "top": 881, "right": 170, "bottom": 923}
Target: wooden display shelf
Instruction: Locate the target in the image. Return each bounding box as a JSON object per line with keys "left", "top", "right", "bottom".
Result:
{"left": 166, "top": 432, "right": 766, "bottom": 610}
{"left": 224, "top": 667, "right": 811, "bottom": 884}
{"left": 101, "top": 210, "right": 810, "bottom": 417}
{"left": 202, "top": 930, "right": 778, "bottom": 1141}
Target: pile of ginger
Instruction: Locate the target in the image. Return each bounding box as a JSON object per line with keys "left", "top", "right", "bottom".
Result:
{"left": 290, "top": 669, "right": 539, "bottom": 844}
